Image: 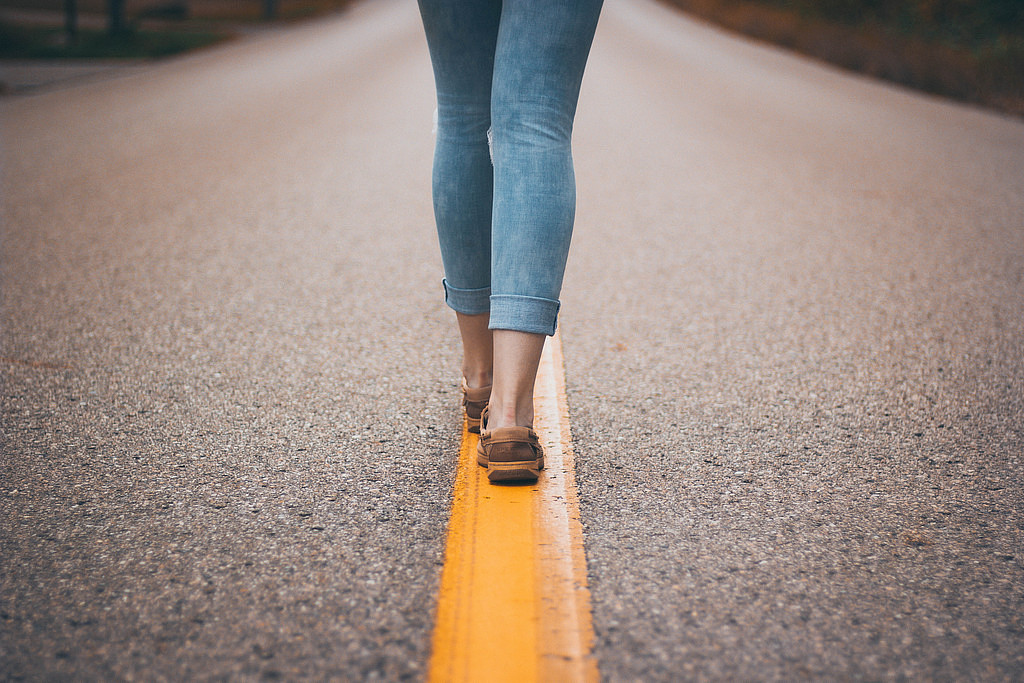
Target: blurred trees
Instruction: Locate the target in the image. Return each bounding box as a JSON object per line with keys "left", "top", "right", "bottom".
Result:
{"left": 664, "top": 0, "right": 1023, "bottom": 114}
{"left": 108, "top": 0, "right": 126, "bottom": 35}
{"left": 64, "top": 0, "right": 77, "bottom": 42}
{"left": 765, "top": 0, "right": 1023, "bottom": 46}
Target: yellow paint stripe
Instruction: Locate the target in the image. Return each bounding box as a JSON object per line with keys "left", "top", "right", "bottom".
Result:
{"left": 429, "top": 330, "right": 598, "bottom": 683}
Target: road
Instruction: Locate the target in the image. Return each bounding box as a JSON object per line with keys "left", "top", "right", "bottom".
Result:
{"left": 2, "top": 0, "right": 1023, "bottom": 679}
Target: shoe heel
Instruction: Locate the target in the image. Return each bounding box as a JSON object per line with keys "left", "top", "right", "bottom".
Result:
{"left": 486, "top": 455, "right": 544, "bottom": 483}
{"left": 462, "top": 380, "right": 490, "bottom": 436}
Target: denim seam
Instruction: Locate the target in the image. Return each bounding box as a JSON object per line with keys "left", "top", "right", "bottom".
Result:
{"left": 442, "top": 279, "right": 491, "bottom": 316}
{"left": 488, "top": 294, "right": 561, "bottom": 336}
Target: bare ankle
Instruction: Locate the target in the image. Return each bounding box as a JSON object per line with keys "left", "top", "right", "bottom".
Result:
{"left": 485, "top": 399, "right": 534, "bottom": 430}
{"left": 462, "top": 368, "right": 492, "bottom": 389}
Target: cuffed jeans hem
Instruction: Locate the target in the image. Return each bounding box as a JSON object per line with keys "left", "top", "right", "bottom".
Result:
{"left": 443, "top": 279, "right": 491, "bottom": 315}
{"left": 488, "top": 294, "right": 560, "bottom": 336}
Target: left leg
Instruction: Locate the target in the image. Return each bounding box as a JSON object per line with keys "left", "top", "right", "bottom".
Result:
{"left": 417, "top": 0, "right": 502, "bottom": 430}
{"left": 416, "top": 0, "right": 500, "bottom": 312}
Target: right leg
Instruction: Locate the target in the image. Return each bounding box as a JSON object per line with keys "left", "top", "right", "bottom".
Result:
{"left": 484, "top": 0, "right": 604, "bottom": 432}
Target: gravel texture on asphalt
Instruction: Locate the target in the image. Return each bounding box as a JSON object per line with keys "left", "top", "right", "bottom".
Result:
{"left": 1, "top": 2, "right": 455, "bottom": 679}
{"left": 564, "top": 1, "right": 1024, "bottom": 680}
{"left": 2, "top": 0, "right": 1023, "bottom": 680}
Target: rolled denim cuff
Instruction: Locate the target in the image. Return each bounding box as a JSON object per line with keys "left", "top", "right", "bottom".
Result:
{"left": 442, "top": 279, "right": 491, "bottom": 315}
{"left": 488, "top": 294, "right": 560, "bottom": 336}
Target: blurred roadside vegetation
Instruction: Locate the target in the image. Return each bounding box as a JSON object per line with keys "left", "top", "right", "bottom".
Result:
{"left": 0, "top": 0, "right": 354, "bottom": 60}
{"left": 0, "top": 23, "right": 225, "bottom": 59}
{"left": 661, "top": 0, "right": 1024, "bottom": 115}
{"left": 2, "top": 0, "right": 1020, "bottom": 115}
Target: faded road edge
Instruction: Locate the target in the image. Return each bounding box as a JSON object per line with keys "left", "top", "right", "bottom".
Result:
{"left": 428, "top": 330, "right": 598, "bottom": 683}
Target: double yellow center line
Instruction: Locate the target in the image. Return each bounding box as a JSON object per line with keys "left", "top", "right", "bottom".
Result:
{"left": 428, "top": 331, "right": 598, "bottom": 682}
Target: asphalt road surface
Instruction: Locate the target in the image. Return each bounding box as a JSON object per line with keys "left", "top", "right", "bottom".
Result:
{"left": 3, "top": 0, "right": 1023, "bottom": 680}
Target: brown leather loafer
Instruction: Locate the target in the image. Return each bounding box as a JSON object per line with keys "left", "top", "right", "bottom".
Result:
{"left": 462, "top": 379, "right": 491, "bottom": 434}
{"left": 476, "top": 408, "right": 544, "bottom": 483}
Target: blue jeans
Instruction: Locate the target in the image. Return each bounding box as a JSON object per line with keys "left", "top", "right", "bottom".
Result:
{"left": 418, "top": 0, "right": 603, "bottom": 336}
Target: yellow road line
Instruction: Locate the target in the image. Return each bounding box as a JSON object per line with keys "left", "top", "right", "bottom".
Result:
{"left": 429, "top": 330, "right": 598, "bottom": 683}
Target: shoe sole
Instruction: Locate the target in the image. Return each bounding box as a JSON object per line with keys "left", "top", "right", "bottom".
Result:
{"left": 486, "top": 459, "right": 544, "bottom": 483}
{"left": 477, "top": 448, "right": 544, "bottom": 483}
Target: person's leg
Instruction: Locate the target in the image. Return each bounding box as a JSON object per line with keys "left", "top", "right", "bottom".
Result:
{"left": 457, "top": 312, "right": 492, "bottom": 433}
{"left": 417, "top": 0, "right": 501, "bottom": 390}
{"left": 484, "top": 0, "right": 604, "bottom": 431}
{"left": 456, "top": 312, "right": 492, "bottom": 388}
{"left": 487, "top": 329, "right": 546, "bottom": 429}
